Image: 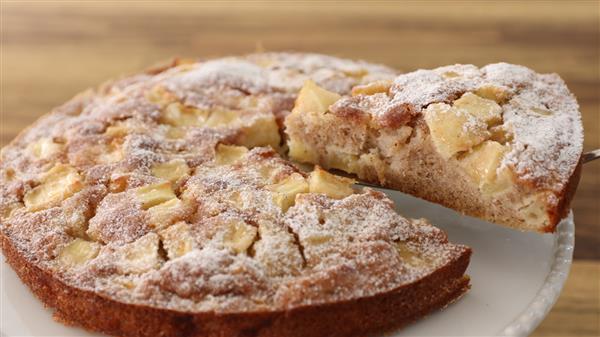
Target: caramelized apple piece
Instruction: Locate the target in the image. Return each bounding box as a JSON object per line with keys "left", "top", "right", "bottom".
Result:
{"left": 215, "top": 144, "right": 249, "bottom": 165}
{"left": 225, "top": 190, "right": 243, "bottom": 208}
{"left": 161, "top": 103, "right": 208, "bottom": 127}
{"left": 424, "top": 103, "right": 490, "bottom": 159}
{"left": 308, "top": 167, "right": 354, "bottom": 199}
{"left": 147, "top": 198, "right": 187, "bottom": 229}
{"left": 238, "top": 115, "right": 281, "bottom": 149}
{"left": 104, "top": 122, "right": 129, "bottom": 138}
{"left": 267, "top": 173, "right": 309, "bottom": 211}
{"left": 24, "top": 164, "right": 83, "bottom": 212}
{"left": 293, "top": 80, "right": 341, "bottom": 114}
{"left": 58, "top": 239, "right": 100, "bottom": 267}
{"left": 151, "top": 159, "right": 190, "bottom": 183}
{"left": 136, "top": 182, "right": 177, "bottom": 209}
{"left": 351, "top": 80, "right": 392, "bottom": 96}
{"left": 222, "top": 220, "right": 258, "bottom": 254}
{"left": 396, "top": 242, "right": 429, "bottom": 267}
{"left": 459, "top": 140, "right": 512, "bottom": 194}
{"left": 453, "top": 92, "right": 502, "bottom": 126}
{"left": 475, "top": 84, "right": 511, "bottom": 104}
{"left": 342, "top": 68, "right": 368, "bottom": 79}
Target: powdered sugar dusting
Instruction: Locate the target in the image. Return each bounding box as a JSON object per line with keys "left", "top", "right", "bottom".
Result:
{"left": 500, "top": 72, "right": 583, "bottom": 190}
{"left": 167, "top": 59, "right": 269, "bottom": 95}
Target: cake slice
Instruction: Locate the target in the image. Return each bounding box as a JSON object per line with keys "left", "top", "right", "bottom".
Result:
{"left": 1, "top": 53, "right": 471, "bottom": 337}
{"left": 285, "top": 64, "right": 584, "bottom": 232}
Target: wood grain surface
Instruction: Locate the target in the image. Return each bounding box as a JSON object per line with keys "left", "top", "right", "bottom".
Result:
{"left": 1, "top": 1, "right": 598, "bottom": 336}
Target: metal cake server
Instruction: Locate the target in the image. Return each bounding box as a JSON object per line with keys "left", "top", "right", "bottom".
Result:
{"left": 583, "top": 149, "right": 600, "bottom": 163}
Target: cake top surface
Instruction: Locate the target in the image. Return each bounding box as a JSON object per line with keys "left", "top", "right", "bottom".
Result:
{"left": 0, "top": 53, "right": 467, "bottom": 313}
{"left": 331, "top": 63, "right": 584, "bottom": 193}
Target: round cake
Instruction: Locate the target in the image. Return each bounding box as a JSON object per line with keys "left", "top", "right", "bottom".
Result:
{"left": 0, "top": 53, "right": 471, "bottom": 337}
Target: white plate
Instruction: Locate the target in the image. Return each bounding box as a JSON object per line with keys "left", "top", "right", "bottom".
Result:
{"left": 0, "top": 189, "right": 573, "bottom": 337}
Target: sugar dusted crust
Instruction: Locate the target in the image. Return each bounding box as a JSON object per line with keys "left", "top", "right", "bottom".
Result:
{"left": 0, "top": 53, "right": 471, "bottom": 337}
{"left": 286, "top": 63, "right": 583, "bottom": 232}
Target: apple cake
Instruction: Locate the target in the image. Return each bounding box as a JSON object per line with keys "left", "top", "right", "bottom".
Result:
{"left": 286, "top": 63, "right": 583, "bottom": 232}
{"left": 0, "top": 53, "right": 471, "bottom": 337}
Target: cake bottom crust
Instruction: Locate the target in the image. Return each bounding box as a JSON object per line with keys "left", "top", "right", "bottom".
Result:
{"left": 1, "top": 231, "right": 470, "bottom": 337}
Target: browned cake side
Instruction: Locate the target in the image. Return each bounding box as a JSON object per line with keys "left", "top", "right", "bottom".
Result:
{"left": 1, "top": 224, "right": 470, "bottom": 337}
{"left": 286, "top": 64, "right": 584, "bottom": 232}
{"left": 0, "top": 53, "right": 471, "bottom": 337}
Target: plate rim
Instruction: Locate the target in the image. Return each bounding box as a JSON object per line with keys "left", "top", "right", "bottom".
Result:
{"left": 498, "top": 211, "right": 574, "bottom": 337}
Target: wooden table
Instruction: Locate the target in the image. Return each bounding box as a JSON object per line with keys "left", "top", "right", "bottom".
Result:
{"left": 1, "top": 1, "right": 598, "bottom": 336}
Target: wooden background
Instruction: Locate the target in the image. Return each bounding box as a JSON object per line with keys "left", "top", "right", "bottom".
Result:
{"left": 1, "top": 1, "right": 598, "bottom": 336}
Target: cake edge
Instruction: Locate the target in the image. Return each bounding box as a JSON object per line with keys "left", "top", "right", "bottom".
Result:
{"left": 1, "top": 229, "right": 471, "bottom": 337}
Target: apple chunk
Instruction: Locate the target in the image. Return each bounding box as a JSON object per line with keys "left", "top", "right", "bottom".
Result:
{"left": 424, "top": 103, "right": 490, "bottom": 159}
{"left": 222, "top": 220, "right": 258, "bottom": 254}
{"left": 214, "top": 144, "right": 249, "bottom": 165}
{"left": 24, "top": 164, "right": 84, "bottom": 212}
{"left": 136, "top": 182, "right": 177, "bottom": 210}
{"left": 458, "top": 140, "right": 512, "bottom": 194}
{"left": 308, "top": 166, "right": 355, "bottom": 199}
{"left": 58, "top": 238, "right": 100, "bottom": 267}
{"left": 453, "top": 92, "right": 502, "bottom": 126}
{"left": 267, "top": 173, "right": 309, "bottom": 212}
{"left": 293, "top": 80, "right": 341, "bottom": 114}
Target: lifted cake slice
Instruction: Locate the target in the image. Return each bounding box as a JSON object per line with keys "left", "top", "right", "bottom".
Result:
{"left": 285, "top": 63, "right": 583, "bottom": 232}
